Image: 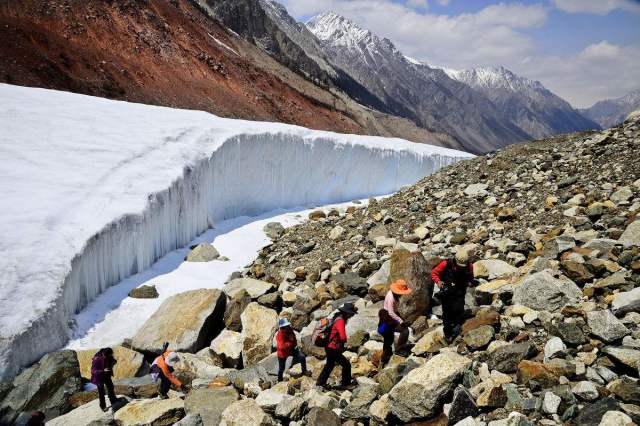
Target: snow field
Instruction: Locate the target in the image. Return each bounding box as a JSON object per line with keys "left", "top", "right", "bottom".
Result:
{"left": 0, "top": 84, "right": 471, "bottom": 380}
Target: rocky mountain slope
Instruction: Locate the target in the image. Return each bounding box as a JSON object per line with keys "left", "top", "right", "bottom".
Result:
{"left": 2, "top": 109, "right": 639, "bottom": 426}
{"left": 444, "top": 66, "right": 600, "bottom": 140}
{"left": 0, "top": 0, "right": 456, "bottom": 149}
{"left": 581, "top": 89, "right": 640, "bottom": 129}
{"left": 306, "top": 12, "right": 532, "bottom": 154}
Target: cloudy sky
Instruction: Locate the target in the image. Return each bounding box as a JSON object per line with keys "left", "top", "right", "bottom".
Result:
{"left": 278, "top": 0, "right": 640, "bottom": 108}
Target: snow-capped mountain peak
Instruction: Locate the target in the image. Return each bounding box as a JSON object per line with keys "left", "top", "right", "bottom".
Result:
{"left": 306, "top": 12, "right": 376, "bottom": 49}
{"left": 443, "top": 66, "right": 546, "bottom": 94}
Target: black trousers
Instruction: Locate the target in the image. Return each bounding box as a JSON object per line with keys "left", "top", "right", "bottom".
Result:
{"left": 442, "top": 295, "right": 465, "bottom": 338}
{"left": 157, "top": 371, "right": 171, "bottom": 397}
{"left": 277, "top": 348, "right": 307, "bottom": 381}
{"left": 381, "top": 324, "right": 410, "bottom": 365}
{"left": 96, "top": 375, "right": 117, "bottom": 408}
{"left": 316, "top": 348, "right": 351, "bottom": 386}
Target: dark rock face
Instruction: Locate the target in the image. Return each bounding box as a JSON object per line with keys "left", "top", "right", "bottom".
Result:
{"left": 572, "top": 397, "right": 620, "bottom": 426}
{"left": 0, "top": 350, "right": 82, "bottom": 424}
{"left": 487, "top": 342, "right": 536, "bottom": 373}
{"left": 448, "top": 385, "right": 479, "bottom": 425}
{"left": 306, "top": 407, "right": 341, "bottom": 426}
{"left": 388, "top": 249, "right": 434, "bottom": 324}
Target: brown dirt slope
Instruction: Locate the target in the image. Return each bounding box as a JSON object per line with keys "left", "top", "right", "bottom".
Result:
{"left": 0, "top": 0, "right": 459, "bottom": 149}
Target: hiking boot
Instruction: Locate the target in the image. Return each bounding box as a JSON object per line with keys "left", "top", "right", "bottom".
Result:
{"left": 335, "top": 382, "right": 357, "bottom": 391}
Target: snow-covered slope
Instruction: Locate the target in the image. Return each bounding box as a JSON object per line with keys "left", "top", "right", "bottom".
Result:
{"left": 0, "top": 84, "right": 470, "bottom": 380}
{"left": 443, "top": 66, "right": 600, "bottom": 139}
{"left": 580, "top": 89, "right": 640, "bottom": 129}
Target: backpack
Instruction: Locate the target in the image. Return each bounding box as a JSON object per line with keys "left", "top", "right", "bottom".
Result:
{"left": 312, "top": 316, "right": 335, "bottom": 347}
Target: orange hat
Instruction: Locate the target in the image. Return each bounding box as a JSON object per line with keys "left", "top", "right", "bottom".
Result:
{"left": 390, "top": 279, "right": 412, "bottom": 295}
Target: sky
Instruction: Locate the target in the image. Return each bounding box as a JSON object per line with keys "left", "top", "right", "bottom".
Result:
{"left": 278, "top": 0, "right": 640, "bottom": 108}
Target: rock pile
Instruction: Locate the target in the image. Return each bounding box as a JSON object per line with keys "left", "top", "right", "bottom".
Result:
{"left": 1, "top": 116, "right": 639, "bottom": 424}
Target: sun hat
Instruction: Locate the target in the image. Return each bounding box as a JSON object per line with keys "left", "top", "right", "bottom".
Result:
{"left": 338, "top": 302, "right": 358, "bottom": 316}
{"left": 455, "top": 249, "right": 469, "bottom": 266}
{"left": 165, "top": 352, "right": 180, "bottom": 367}
{"left": 278, "top": 318, "right": 291, "bottom": 328}
{"left": 390, "top": 279, "right": 412, "bottom": 295}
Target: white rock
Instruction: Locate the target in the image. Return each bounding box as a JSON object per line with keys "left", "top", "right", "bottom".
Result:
{"left": 329, "top": 226, "right": 345, "bottom": 240}
{"left": 598, "top": 410, "right": 633, "bottom": 426}
{"left": 542, "top": 391, "right": 561, "bottom": 414}
{"left": 464, "top": 183, "right": 489, "bottom": 197}
{"left": 544, "top": 337, "right": 566, "bottom": 362}
{"left": 571, "top": 381, "right": 599, "bottom": 401}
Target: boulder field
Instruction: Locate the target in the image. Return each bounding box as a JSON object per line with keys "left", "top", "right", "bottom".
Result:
{"left": 1, "top": 116, "right": 639, "bottom": 425}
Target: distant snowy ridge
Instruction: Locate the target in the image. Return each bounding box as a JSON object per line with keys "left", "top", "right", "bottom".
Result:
{"left": 441, "top": 65, "right": 600, "bottom": 139}
{"left": 0, "top": 84, "right": 470, "bottom": 380}
{"left": 580, "top": 89, "right": 640, "bottom": 129}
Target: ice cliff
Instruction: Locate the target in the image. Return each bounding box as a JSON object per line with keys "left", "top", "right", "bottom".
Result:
{"left": 0, "top": 84, "right": 471, "bottom": 380}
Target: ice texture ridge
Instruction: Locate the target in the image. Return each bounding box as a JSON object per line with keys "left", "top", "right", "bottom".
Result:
{"left": 0, "top": 84, "right": 471, "bottom": 380}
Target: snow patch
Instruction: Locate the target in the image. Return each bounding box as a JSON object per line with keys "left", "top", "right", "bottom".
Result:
{"left": 0, "top": 84, "right": 471, "bottom": 380}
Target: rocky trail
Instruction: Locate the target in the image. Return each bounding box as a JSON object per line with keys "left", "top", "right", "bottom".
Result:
{"left": 1, "top": 116, "right": 639, "bottom": 425}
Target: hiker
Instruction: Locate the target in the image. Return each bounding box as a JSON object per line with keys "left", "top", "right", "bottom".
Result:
{"left": 432, "top": 250, "right": 476, "bottom": 342}
{"left": 91, "top": 347, "right": 118, "bottom": 411}
{"left": 151, "top": 343, "right": 185, "bottom": 398}
{"left": 316, "top": 302, "right": 358, "bottom": 390}
{"left": 275, "top": 318, "right": 308, "bottom": 381}
{"left": 379, "top": 279, "right": 412, "bottom": 365}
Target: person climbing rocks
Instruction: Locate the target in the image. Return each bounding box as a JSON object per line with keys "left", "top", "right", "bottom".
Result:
{"left": 379, "top": 279, "right": 412, "bottom": 365}
{"left": 151, "top": 343, "right": 186, "bottom": 398}
{"left": 316, "top": 302, "right": 358, "bottom": 390}
{"left": 432, "top": 249, "right": 476, "bottom": 343}
{"left": 91, "top": 347, "right": 118, "bottom": 411}
{"left": 275, "top": 317, "right": 308, "bottom": 381}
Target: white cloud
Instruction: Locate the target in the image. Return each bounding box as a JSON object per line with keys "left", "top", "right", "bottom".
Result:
{"left": 552, "top": 0, "right": 640, "bottom": 15}
{"left": 516, "top": 42, "right": 640, "bottom": 107}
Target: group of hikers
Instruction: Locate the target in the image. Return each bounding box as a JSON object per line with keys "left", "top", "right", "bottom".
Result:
{"left": 88, "top": 249, "right": 475, "bottom": 406}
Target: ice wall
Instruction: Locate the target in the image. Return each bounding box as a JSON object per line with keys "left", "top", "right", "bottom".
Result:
{"left": 0, "top": 84, "right": 471, "bottom": 380}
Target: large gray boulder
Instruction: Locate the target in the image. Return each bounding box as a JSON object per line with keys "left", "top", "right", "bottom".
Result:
{"left": 512, "top": 270, "right": 582, "bottom": 311}
{"left": 587, "top": 310, "right": 630, "bottom": 342}
{"left": 131, "top": 289, "right": 226, "bottom": 354}
{"left": 487, "top": 342, "right": 536, "bottom": 373}
{"left": 241, "top": 302, "right": 278, "bottom": 367}
{"left": 388, "top": 351, "right": 471, "bottom": 422}
{"left": 219, "top": 399, "right": 276, "bottom": 426}
{"left": 210, "top": 329, "right": 244, "bottom": 368}
{"left": 46, "top": 398, "right": 116, "bottom": 426}
{"left": 473, "top": 259, "right": 518, "bottom": 280}
{"left": 387, "top": 248, "right": 433, "bottom": 323}
{"left": 619, "top": 221, "right": 640, "bottom": 248}
{"left": 0, "top": 350, "right": 82, "bottom": 424}
{"left": 263, "top": 222, "right": 285, "bottom": 240}
{"left": 186, "top": 244, "right": 220, "bottom": 262}
{"left": 223, "top": 278, "right": 275, "bottom": 300}
{"left": 341, "top": 384, "right": 378, "bottom": 420}
{"left": 185, "top": 387, "right": 239, "bottom": 426}
{"left": 612, "top": 287, "right": 640, "bottom": 316}
{"left": 114, "top": 396, "right": 185, "bottom": 425}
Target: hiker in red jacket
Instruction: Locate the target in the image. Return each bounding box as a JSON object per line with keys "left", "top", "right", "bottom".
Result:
{"left": 316, "top": 302, "right": 358, "bottom": 390}
{"left": 432, "top": 250, "right": 476, "bottom": 342}
{"left": 91, "top": 348, "right": 118, "bottom": 411}
{"left": 275, "top": 318, "right": 308, "bottom": 381}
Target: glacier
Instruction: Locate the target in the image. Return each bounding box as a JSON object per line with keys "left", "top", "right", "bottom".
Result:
{"left": 0, "top": 83, "right": 471, "bottom": 381}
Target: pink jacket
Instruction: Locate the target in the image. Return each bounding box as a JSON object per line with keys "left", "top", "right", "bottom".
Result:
{"left": 384, "top": 290, "right": 402, "bottom": 324}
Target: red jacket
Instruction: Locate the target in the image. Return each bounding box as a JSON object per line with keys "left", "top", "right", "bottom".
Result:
{"left": 276, "top": 328, "right": 297, "bottom": 358}
{"left": 327, "top": 316, "right": 347, "bottom": 351}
